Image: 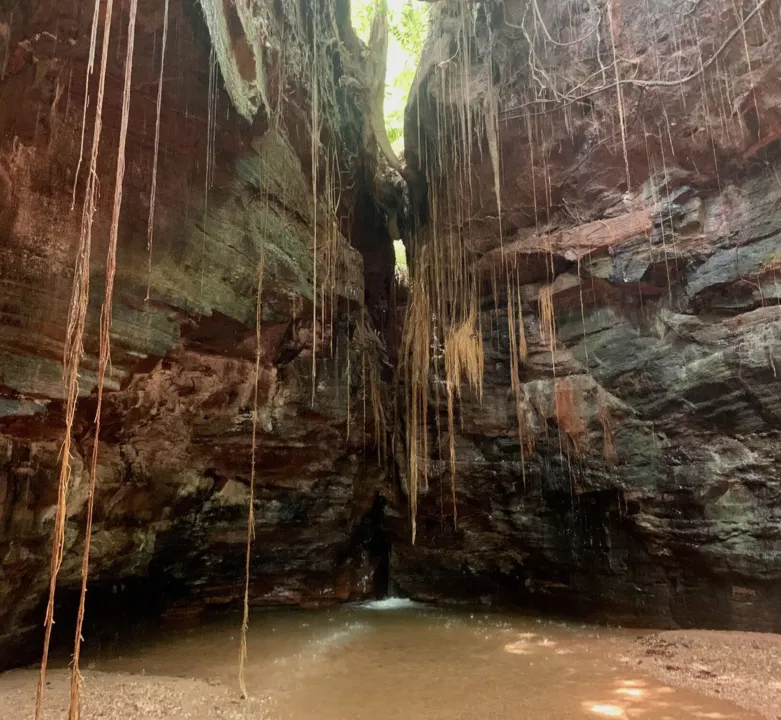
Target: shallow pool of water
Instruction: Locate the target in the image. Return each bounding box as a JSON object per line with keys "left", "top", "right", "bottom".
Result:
{"left": 70, "top": 601, "right": 758, "bottom": 719}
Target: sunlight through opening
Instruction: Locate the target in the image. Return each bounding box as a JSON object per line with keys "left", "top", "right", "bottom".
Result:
{"left": 350, "top": 0, "right": 430, "bottom": 153}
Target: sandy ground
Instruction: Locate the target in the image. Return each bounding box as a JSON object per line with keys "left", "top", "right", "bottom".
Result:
{"left": 2, "top": 625, "right": 777, "bottom": 719}
{"left": 624, "top": 630, "right": 781, "bottom": 719}
{"left": 0, "top": 668, "right": 276, "bottom": 720}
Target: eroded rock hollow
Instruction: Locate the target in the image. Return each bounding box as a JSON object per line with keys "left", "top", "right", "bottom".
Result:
{"left": 1, "top": 0, "right": 781, "bottom": 671}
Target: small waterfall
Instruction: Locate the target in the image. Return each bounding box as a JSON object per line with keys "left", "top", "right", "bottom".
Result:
{"left": 359, "top": 597, "right": 425, "bottom": 611}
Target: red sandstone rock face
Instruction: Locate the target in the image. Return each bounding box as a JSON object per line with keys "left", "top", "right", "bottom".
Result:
{"left": 0, "top": 0, "right": 394, "bottom": 666}
{"left": 394, "top": 0, "right": 781, "bottom": 629}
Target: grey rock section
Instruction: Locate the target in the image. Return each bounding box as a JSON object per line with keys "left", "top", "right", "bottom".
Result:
{"left": 394, "top": 0, "right": 781, "bottom": 630}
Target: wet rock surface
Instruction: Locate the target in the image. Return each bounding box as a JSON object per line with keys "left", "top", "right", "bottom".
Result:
{"left": 390, "top": 0, "right": 781, "bottom": 630}
{"left": 0, "top": 0, "right": 394, "bottom": 668}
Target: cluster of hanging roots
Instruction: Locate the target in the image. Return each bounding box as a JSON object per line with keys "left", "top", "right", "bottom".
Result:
{"left": 397, "top": 0, "right": 774, "bottom": 539}
{"left": 400, "top": 0, "right": 498, "bottom": 544}
{"left": 398, "top": 0, "right": 773, "bottom": 538}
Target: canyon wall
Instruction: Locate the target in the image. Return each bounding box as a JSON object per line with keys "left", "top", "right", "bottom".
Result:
{"left": 0, "top": 0, "right": 394, "bottom": 667}
{"left": 393, "top": 0, "right": 781, "bottom": 629}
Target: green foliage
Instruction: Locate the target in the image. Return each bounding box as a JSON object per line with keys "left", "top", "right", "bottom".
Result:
{"left": 352, "top": 0, "right": 375, "bottom": 39}
{"left": 351, "top": 0, "right": 430, "bottom": 150}
{"left": 393, "top": 240, "right": 408, "bottom": 285}
{"left": 388, "top": 2, "right": 428, "bottom": 60}
{"left": 393, "top": 239, "right": 407, "bottom": 269}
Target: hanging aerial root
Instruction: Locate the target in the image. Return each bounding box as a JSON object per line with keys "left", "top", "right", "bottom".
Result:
{"left": 70, "top": 0, "right": 100, "bottom": 210}
{"left": 68, "top": 1, "right": 139, "bottom": 718}
{"left": 606, "top": 0, "right": 631, "bottom": 190}
{"left": 538, "top": 283, "right": 557, "bottom": 366}
{"left": 239, "top": 239, "right": 265, "bottom": 700}
{"left": 399, "top": 274, "right": 431, "bottom": 544}
{"left": 507, "top": 275, "right": 529, "bottom": 490}
{"left": 538, "top": 281, "right": 556, "bottom": 435}
{"left": 441, "top": 309, "right": 484, "bottom": 528}
{"left": 319, "top": 147, "right": 341, "bottom": 360}
{"left": 354, "top": 315, "right": 387, "bottom": 464}
{"left": 485, "top": 86, "right": 503, "bottom": 255}
{"left": 146, "top": 0, "right": 170, "bottom": 300}
{"left": 35, "top": 0, "right": 118, "bottom": 716}
{"left": 443, "top": 311, "right": 484, "bottom": 401}
{"left": 346, "top": 307, "right": 351, "bottom": 442}
{"left": 368, "top": 356, "right": 386, "bottom": 463}
{"left": 201, "top": 47, "right": 217, "bottom": 298}
{"left": 310, "top": 19, "right": 320, "bottom": 407}
{"left": 445, "top": 382, "right": 457, "bottom": 528}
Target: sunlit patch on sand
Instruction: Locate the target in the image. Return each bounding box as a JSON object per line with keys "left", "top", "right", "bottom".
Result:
{"left": 619, "top": 680, "right": 647, "bottom": 688}
{"left": 615, "top": 687, "right": 645, "bottom": 698}
{"left": 538, "top": 638, "right": 556, "bottom": 647}
{"left": 587, "top": 704, "right": 625, "bottom": 717}
{"left": 504, "top": 641, "right": 533, "bottom": 655}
